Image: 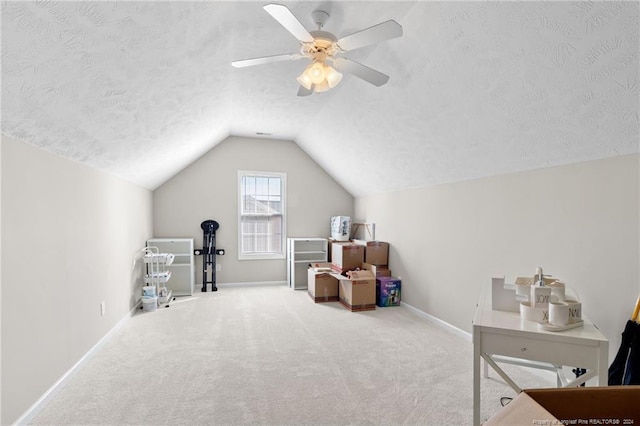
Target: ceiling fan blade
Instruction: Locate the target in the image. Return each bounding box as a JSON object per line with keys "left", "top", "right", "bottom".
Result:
{"left": 332, "top": 58, "right": 390, "bottom": 87}
{"left": 231, "top": 53, "right": 303, "bottom": 68}
{"left": 297, "top": 85, "right": 313, "bottom": 97}
{"left": 263, "top": 3, "right": 314, "bottom": 43}
{"left": 336, "top": 20, "right": 403, "bottom": 51}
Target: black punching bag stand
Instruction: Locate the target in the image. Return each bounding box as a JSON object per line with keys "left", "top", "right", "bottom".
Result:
{"left": 201, "top": 220, "right": 219, "bottom": 292}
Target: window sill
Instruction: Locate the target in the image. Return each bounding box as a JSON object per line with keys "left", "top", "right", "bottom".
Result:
{"left": 238, "top": 254, "right": 286, "bottom": 261}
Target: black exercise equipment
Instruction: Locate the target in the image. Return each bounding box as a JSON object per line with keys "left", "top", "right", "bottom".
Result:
{"left": 201, "top": 220, "right": 219, "bottom": 292}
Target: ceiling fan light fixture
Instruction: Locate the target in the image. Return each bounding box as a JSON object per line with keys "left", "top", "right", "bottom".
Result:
{"left": 324, "top": 65, "right": 343, "bottom": 88}
{"left": 296, "top": 71, "right": 313, "bottom": 90}
{"left": 232, "top": 4, "right": 403, "bottom": 96}
{"left": 313, "top": 80, "right": 330, "bottom": 93}
{"left": 308, "top": 61, "right": 326, "bottom": 85}
{"left": 298, "top": 61, "right": 342, "bottom": 93}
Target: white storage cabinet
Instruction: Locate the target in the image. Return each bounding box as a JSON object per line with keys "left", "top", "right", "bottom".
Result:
{"left": 287, "top": 238, "right": 328, "bottom": 290}
{"left": 147, "top": 238, "right": 195, "bottom": 296}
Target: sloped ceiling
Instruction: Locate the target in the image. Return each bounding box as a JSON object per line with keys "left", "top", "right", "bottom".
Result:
{"left": 2, "top": 1, "right": 638, "bottom": 197}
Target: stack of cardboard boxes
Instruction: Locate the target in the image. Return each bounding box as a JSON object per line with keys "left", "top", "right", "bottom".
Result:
{"left": 307, "top": 239, "right": 402, "bottom": 311}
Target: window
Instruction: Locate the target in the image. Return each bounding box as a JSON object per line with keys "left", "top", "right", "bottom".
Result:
{"left": 238, "top": 171, "right": 286, "bottom": 260}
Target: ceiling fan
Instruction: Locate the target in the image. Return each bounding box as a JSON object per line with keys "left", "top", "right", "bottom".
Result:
{"left": 231, "top": 3, "right": 403, "bottom": 96}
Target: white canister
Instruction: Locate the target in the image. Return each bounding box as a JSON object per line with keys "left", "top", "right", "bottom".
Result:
{"left": 520, "top": 302, "right": 549, "bottom": 323}
{"left": 548, "top": 302, "right": 569, "bottom": 327}
{"left": 565, "top": 299, "right": 582, "bottom": 323}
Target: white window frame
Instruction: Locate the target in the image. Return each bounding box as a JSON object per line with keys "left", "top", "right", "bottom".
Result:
{"left": 237, "top": 170, "right": 286, "bottom": 260}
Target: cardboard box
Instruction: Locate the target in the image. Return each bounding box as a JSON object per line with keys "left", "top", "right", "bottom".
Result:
{"left": 484, "top": 386, "right": 640, "bottom": 425}
{"left": 308, "top": 262, "right": 334, "bottom": 272}
{"left": 353, "top": 240, "right": 389, "bottom": 266}
{"left": 331, "top": 242, "right": 365, "bottom": 272}
{"left": 307, "top": 267, "right": 339, "bottom": 303}
{"left": 332, "top": 270, "right": 376, "bottom": 312}
{"left": 361, "top": 262, "right": 392, "bottom": 278}
{"left": 376, "top": 277, "right": 401, "bottom": 307}
{"left": 327, "top": 239, "right": 348, "bottom": 262}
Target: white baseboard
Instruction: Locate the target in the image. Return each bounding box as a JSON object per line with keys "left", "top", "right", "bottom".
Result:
{"left": 216, "top": 281, "right": 287, "bottom": 287}
{"left": 400, "top": 302, "right": 556, "bottom": 383}
{"left": 400, "top": 301, "right": 472, "bottom": 342}
{"left": 13, "top": 302, "right": 142, "bottom": 425}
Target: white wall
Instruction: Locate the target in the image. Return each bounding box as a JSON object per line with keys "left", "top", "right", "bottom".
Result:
{"left": 1, "top": 135, "right": 153, "bottom": 424}
{"left": 0, "top": 134, "right": 3, "bottom": 424}
{"left": 153, "top": 136, "right": 354, "bottom": 285}
{"left": 355, "top": 154, "right": 639, "bottom": 362}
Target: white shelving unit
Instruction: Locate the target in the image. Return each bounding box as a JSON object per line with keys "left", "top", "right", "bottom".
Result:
{"left": 147, "top": 238, "right": 195, "bottom": 297}
{"left": 143, "top": 246, "right": 174, "bottom": 307}
{"left": 287, "top": 238, "right": 328, "bottom": 290}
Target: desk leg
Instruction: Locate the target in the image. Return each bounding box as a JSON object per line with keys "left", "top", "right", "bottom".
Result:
{"left": 473, "top": 327, "right": 481, "bottom": 426}
{"left": 598, "top": 342, "right": 608, "bottom": 386}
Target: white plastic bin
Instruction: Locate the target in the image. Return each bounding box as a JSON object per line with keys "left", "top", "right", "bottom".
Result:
{"left": 142, "top": 286, "right": 156, "bottom": 297}
{"left": 141, "top": 296, "right": 158, "bottom": 312}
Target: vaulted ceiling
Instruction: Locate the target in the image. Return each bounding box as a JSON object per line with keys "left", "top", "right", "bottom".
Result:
{"left": 2, "top": 1, "right": 638, "bottom": 197}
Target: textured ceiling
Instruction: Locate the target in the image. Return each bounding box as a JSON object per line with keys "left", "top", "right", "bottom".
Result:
{"left": 2, "top": 1, "right": 638, "bottom": 196}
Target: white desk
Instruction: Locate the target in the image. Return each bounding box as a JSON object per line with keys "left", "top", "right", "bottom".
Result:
{"left": 472, "top": 288, "right": 608, "bottom": 426}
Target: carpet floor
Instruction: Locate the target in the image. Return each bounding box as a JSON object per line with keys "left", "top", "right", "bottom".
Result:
{"left": 28, "top": 284, "right": 552, "bottom": 425}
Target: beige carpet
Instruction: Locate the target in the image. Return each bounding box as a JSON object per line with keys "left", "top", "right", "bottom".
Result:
{"left": 27, "top": 285, "right": 551, "bottom": 425}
